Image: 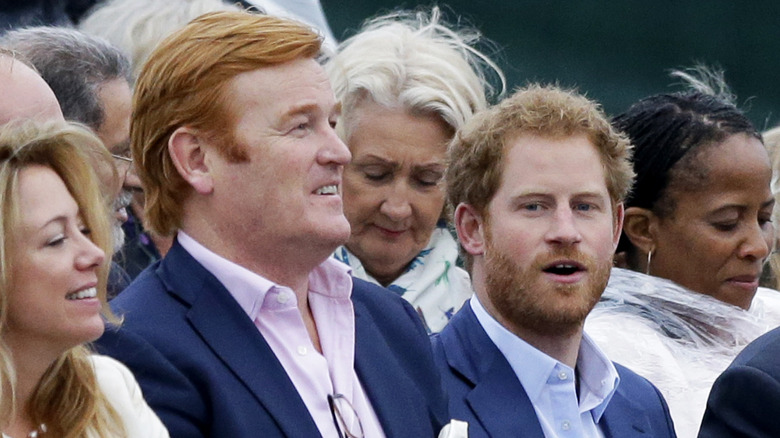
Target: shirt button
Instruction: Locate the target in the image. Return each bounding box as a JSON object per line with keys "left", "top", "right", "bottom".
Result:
{"left": 558, "top": 371, "right": 568, "bottom": 380}
{"left": 561, "top": 420, "right": 571, "bottom": 431}
{"left": 277, "top": 293, "right": 290, "bottom": 304}
{"left": 297, "top": 346, "right": 308, "bottom": 356}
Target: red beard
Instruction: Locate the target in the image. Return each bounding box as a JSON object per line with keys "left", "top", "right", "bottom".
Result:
{"left": 483, "top": 240, "right": 611, "bottom": 336}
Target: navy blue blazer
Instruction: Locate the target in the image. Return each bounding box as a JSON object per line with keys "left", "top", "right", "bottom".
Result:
{"left": 95, "top": 240, "right": 448, "bottom": 437}
{"left": 431, "top": 303, "right": 676, "bottom": 438}
{"left": 699, "top": 326, "right": 780, "bottom": 437}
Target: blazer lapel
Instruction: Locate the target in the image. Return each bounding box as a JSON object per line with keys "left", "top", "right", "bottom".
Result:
{"left": 353, "top": 299, "right": 427, "bottom": 436}
{"left": 465, "top": 359, "right": 546, "bottom": 438}
{"left": 443, "top": 305, "right": 545, "bottom": 438}
{"left": 600, "top": 389, "right": 652, "bottom": 438}
{"left": 158, "top": 242, "right": 322, "bottom": 437}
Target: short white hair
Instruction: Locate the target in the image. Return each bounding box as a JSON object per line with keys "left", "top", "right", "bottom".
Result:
{"left": 325, "top": 7, "right": 505, "bottom": 140}
{"left": 79, "top": 0, "right": 241, "bottom": 80}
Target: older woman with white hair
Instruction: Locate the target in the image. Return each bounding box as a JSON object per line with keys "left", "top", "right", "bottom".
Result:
{"left": 326, "top": 7, "right": 504, "bottom": 333}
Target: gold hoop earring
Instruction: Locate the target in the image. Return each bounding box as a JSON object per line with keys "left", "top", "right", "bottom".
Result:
{"left": 646, "top": 249, "right": 653, "bottom": 276}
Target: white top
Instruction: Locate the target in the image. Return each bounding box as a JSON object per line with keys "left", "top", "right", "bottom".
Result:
{"left": 585, "top": 268, "right": 780, "bottom": 438}
{"left": 3, "top": 355, "right": 168, "bottom": 438}
{"left": 91, "top": 355, "right": 169, "bottom": 437}
{"left": 472, "top": 297, "right": 619, "bottom": 438}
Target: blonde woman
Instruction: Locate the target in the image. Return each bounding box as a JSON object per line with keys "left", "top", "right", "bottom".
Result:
{"left": 0, "top": 121, "right": 167, "bottom": 438}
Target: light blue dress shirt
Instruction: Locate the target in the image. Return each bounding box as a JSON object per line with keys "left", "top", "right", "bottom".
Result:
{"left": 471, "top": 297, "right": 620, "bottom": 438}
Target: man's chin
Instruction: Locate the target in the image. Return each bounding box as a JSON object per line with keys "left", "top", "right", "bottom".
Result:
{"left": 313, "top": 222, "right": 352, "bottom": 252}
{"left": 497, "top": 296, "right": 594, "bottom": 336}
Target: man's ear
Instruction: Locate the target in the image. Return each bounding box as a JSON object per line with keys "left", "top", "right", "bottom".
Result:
{"left": 454, "top": 203, "right": 486, "bottom": 256}
{"left": 168, "top": 127, "right": 214, "bottom": 195}
{"left": 613, "top": 202, "right": 625, "bottom": 249}
{"left": 622, "top": 206, "right": 658, "bottom": 254}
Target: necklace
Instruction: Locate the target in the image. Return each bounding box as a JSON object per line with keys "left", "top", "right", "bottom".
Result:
{"left": 26, "top": 424, "right": 46, "bottom": 438}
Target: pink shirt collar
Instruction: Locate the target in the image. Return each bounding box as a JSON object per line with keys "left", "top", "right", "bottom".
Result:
{"left": 176, "top": 231, "right": 384, "bottom": 438}
{"left": 177, "top": 231, "right": 353, "bottom": 320}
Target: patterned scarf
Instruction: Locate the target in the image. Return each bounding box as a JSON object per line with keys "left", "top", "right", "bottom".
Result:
{"left": 334, "top": 224, "right": 472, "bottom": 333}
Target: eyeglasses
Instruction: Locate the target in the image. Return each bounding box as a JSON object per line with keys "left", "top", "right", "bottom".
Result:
{"left": 111, "top": 153, "right": 133, "bottom": 163}
{"left": 328, "top": 393, "right": 364, "bottom": 438}
{"left": 111, "top": 153, "right": 135, "bottom": 182}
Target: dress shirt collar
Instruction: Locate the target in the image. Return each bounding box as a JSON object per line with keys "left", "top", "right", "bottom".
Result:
{"left": 470, "top": 296, "right": 619, "bottom": 423}
{"left": 177, "top": 230, "right": 353, "bottom": 320}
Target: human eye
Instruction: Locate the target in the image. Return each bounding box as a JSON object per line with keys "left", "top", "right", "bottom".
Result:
{"left": 759, "top": 213, "right": 773, "bottom": 228}
{"left": 522, "top": 202, "right": 543, "bottom": 212}
{"left": 574, "top": 203, "right": 594, "bottom": 212}
{"left": 712, "top": 221, "right": 738, "bottom": 232}
{"left": 75, "top": 217, "right": 92, "bottom": 237}
{"left": 110, "top": 141, "right": 132, "bottom": 160}
{"left": 45, "top": 233, "right": 66, "bottom": 247}
{"left": 286, "top": 116, "right": 313, "bottom": 136}
{"left": 365, "top": 172, "right": 390, "bottom": 182}
{"left": 361, "top": 165, "right": 391, "bottom": 182}
{"left": 415, "top": 170, "right": 443, "bottom": 188}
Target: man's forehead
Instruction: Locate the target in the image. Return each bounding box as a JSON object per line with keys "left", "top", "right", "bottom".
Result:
{"left": 498, "top": 133, "right": 611, "bottom": 194}
{"left": 0, "top": 56, "right": 64, "bottom": 124}
{"left": 226, "top": 60, "right": 338, "bottom": 117}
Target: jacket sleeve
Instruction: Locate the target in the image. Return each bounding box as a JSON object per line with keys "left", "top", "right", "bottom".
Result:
{"left": 699, "top": 364, "right": 780, "bottom": 438}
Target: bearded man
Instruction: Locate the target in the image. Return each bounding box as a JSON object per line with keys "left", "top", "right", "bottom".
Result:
{"left": 432, "top": 84, "right": 677, "bottom": 438}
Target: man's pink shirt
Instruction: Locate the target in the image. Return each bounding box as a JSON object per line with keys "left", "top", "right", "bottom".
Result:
{"left": 178, "top": 231, "right": 385, "bottom": 437}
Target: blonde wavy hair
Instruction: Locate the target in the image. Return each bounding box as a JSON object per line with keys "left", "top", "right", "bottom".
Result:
{"left": 0, "top": 121, "right": 124, "bottom": 437}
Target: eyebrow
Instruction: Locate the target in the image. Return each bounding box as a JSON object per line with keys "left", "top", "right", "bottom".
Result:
{"left": 708, "top": 198, "right": 776, "bottom": 215}
{"left": 33, "top": 215, "right": 68, "bottom": 232}
{"left": 352, "top": 154, "right": 445, "bottom": 169}
{"left": 280, "top": 101, "right": 341, "bottom": 122}
{"left": 110, "top": 138, "right": 131, "bottom": 156}
{"left": 510, "top": 190, "right": 607, "bottom": 200}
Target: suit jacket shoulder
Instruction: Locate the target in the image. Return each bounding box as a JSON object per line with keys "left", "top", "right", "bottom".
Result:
{"left": 432, "top": 304, "right": 676, "bottom": 438}
{"left": 606, "top": 363, "right": 677, "bottom": 438}
{"left": 350, "top": 278, "right": 449, "bottom": 435}
{"left": 699, "top": 326, "right": 780, "bottom": 437}
{"left": 96, "top": 242, "right": 446, "bottom": 437}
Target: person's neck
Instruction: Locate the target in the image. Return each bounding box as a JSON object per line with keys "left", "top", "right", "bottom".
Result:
{"left": 180, "top": 226, "right": 330, "bottom": 296}
{"left": 511, "top": 325, "right": 583, "bottom": 369}
{"left": 475, "top": 287, "right": 584, "bottom": 368}
{"left": 241, "top": 251, "right": 325, "bottom": 354}
{"left": 180, "top": 226, "right": 333, "bottom": 352}
{"left": 4, "top": 341, "right": 58, "bottom": 438}
{"left": 364, "top": 266, "right": 402, "bottom": 288}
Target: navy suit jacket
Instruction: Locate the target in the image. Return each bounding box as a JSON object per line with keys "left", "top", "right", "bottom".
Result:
{"left": 431, "top": 304, "right": 676, "bottom": 438}
{"left": 95, "top": 240, "right": 448, "bottom": 437}
{"left": 699, "top": 326, "right": 780, "bottom": 437}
